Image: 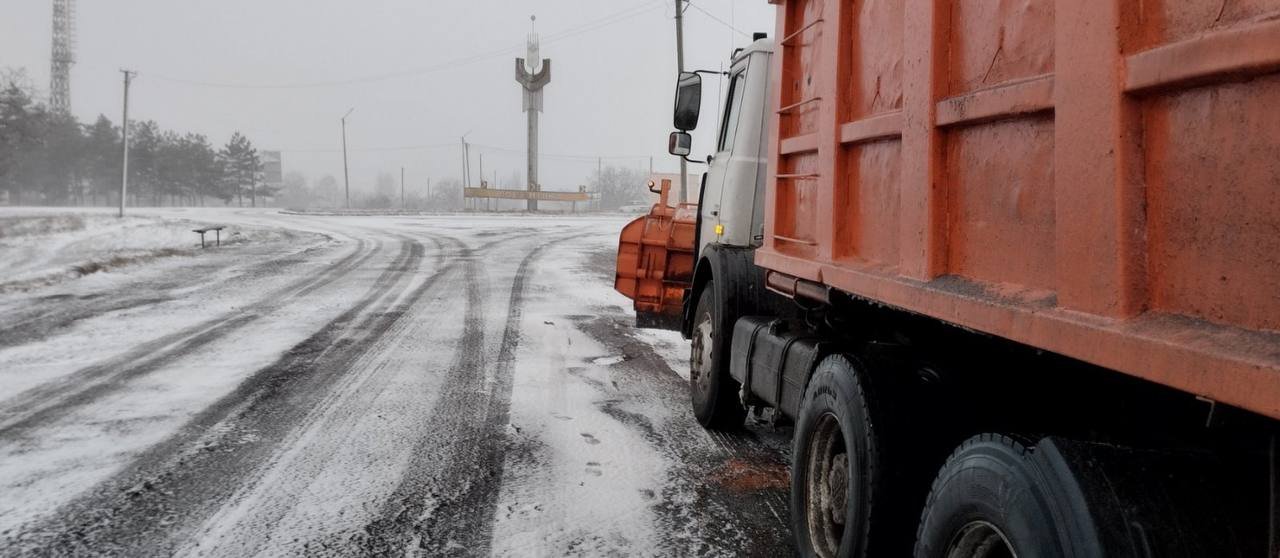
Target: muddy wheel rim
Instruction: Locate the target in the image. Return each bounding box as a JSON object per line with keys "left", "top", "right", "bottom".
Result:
{"left": 690, "top": 311, "right": 715, "bottom": 405}
{"left": 805, "top": 412, "right": 848, "bottom": 558}
{"left": 945, "top": 521, "right": 1017, "bottom": 558}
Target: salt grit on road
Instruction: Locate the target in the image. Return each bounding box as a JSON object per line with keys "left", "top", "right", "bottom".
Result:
{"left": 0, "top": 208, "right": 791, "bottom": 556}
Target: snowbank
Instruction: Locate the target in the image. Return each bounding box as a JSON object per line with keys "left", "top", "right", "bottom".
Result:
{"left": 0, "top": 210, "right": 305, "bottom": 292}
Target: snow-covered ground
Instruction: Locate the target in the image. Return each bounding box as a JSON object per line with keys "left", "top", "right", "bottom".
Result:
{"left": 0, "top": 208, "right": 791, "bottom": 556}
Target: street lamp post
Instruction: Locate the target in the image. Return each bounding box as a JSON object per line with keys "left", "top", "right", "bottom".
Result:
{"left": 341, "top": 108, "right": 354, "bottom": 209}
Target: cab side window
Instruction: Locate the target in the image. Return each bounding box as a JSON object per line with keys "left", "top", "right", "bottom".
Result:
{"left": 718, "top": 70, "right": 747, "bottom": 154}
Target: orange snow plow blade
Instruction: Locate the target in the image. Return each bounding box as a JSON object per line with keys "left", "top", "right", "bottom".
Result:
{"left": 614, "top": 178, "right": 697, "bottom": 330}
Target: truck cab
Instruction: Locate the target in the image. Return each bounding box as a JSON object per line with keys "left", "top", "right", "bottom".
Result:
{"left": 690, "top": 39, "right": 773, "bottom": 252}
{"left": 614, "top": 38, "right": 773, "bottom": 334}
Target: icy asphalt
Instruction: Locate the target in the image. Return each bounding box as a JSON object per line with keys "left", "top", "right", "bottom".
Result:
{"left": 0, "top": 208, "right": 793, "bottom": 557}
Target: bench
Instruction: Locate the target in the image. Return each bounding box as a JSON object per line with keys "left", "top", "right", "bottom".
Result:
{"left": 193, "top": 226, "right": 226, "bottom": 248}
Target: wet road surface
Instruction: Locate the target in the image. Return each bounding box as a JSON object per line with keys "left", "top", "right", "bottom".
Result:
{"left": 0, "top": 210, "right": 793, "bottom": 556}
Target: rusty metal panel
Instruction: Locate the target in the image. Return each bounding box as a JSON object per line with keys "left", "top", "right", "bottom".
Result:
{"left": 834, "top": 0, "right": 904, "bottom": 266}
{"left": 944, "top": 116, "right": 1056, "bottom": 292}
{"left": 1136, "top": 0, "right": 1280, "bottom": 48}
{"left": 780, "top": 0, "right": 827, "bottom": 138}
{"left": 947, "top": 0, "right": 1055, "bottom": 94}
{"left": 838, "top": 141, "right": 902, "bottom": 266}
{"left": 773, "top": 0, "right": 829, "bottom": 259}
{"left": 1144, "top": 73, "right": 1280, "bottom": 331}
{"left": 756, "top": 0, "right": 1280, "bottom": 419}
{"left": 848, "top": 0, "right": 904, "bottom": 118}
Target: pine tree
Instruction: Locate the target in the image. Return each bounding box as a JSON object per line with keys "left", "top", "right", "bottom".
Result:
{"left": 83, "top": 115, "right": 120, "bottom": 206}
{"left": 219, "top": 132, "right": 260, "bottom": 208}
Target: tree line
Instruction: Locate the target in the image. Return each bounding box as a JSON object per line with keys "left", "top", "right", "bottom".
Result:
{"left": 0, "top": 69, "right": 273, "bottom": 207}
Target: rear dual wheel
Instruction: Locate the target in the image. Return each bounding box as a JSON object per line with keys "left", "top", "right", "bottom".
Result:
{"left": 914, "top": 435, "right": 1095, "bottom": 558}
{"left": 791, "top": 355, "right": 887, "bottom": 558}
{"left": 791, "top": 359, "right": 1257, "bottom": 558}
{"left": 915, "top": 434, "right": 1256, "bottom": 558}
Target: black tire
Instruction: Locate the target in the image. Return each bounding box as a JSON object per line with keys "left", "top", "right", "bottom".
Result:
{"left": 914, "top": 434, "right": 1099, "bottom": 558}
{"left": 917, "top": 434, "right": 1261, "bottom": 558}
{"left": 791, "top": 355, "right": 889, "bottom": 558}
{"left": 688, "top": 279, "right": 746, "bottom": 429}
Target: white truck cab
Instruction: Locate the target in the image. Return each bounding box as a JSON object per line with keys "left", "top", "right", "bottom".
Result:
{"left": 670, "top": 38, "right": 774, "bottom": 254}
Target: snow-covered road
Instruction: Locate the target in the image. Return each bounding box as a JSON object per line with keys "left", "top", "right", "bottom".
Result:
{"left": 0, "top": 208, "right": 792, "bottom": 557}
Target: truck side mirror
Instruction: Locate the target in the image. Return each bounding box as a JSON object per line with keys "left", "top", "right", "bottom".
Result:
{"left": 669, "top": 131, "right": 692, "bottom": 157}
{"left": 673, "top": 72, "right": 702, "bottom": 131}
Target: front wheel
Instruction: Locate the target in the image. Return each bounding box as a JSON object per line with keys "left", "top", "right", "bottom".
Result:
{"left": 689, "top": 280, "right": 746, "bottom": 430}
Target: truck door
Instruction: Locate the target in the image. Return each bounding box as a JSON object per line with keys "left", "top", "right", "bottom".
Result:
{"left": 700, "top": 60, "right": 750, "bottom": 248}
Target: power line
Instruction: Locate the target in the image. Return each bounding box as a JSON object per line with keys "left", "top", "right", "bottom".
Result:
{"left": 142, "top": 1, "right": 664, "bottom": 90}
{"left": 686, "top": 2, "right": 750, "bottom": 37}
{"left": 279, "top": 142, "right": 459, "bottom": 154}
{"left": 279, "top": 141, "right": 654, "bottom": 163}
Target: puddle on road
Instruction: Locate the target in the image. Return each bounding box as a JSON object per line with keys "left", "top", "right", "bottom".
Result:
{"left": 709, "top": 457, "right": 790, "bottom": 492}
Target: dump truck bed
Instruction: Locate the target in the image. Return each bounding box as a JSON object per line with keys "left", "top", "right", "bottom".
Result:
{"left": 757, "top": 0, "right": 1280, "bottom": 419}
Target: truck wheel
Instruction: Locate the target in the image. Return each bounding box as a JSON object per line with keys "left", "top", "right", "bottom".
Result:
{"left": 913, "top": 434, "right": 1099, "bottom": 558}
{"left": 917, "top": 434, "right": 1261, "bottom": 558}
{"left": 689, "top": 279, "right": 746, "bottom": 429}
{"left": 791, "top": 355, "right": 884, "bottom": 558}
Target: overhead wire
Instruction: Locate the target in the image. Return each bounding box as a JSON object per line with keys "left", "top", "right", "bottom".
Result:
{"left": 279, "top": 141, "right": 652, "bottom": 163}
{"left": 279, "top": 142, "right": 459, "bottom": 154}
{"left": 686, "top": 2, "right": 750, "bottom": 37}
{"left": 141, "top": 1, "right": 665, "bottom": 90}
{"left": 121, "top": 2, "right": 672, "bottom": 178}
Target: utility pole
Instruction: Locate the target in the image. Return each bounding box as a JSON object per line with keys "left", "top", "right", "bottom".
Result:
{"left": 479, "top": 153, "right": 487, "bottom": 211}
{"left": 460, "top": 134, "right": 471, "bottom": 187}
{"left": 400, "top": 166, "right": 405, "bottom": 210}
{"left": 118, "top": 70, "right": 134, "bottom": 218}
{"left": 675, "top": 0, "right": 688, "bottom": 204}
{"left": 341, "top": 108, "right": 354, "bottom": 209}
{"left": 460, "top": 133, "right": 471, "bottom": 209}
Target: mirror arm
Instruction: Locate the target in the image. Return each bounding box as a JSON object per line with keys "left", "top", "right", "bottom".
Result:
{"left": 681, "top": 156, "right": 708, "bottom": 165}
{"left": 689, "top": 69, "right": 730, "bottom": 77}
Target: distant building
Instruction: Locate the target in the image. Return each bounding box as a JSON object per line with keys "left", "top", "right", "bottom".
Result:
{"left": 260, "top": 151, "right": 283, "bottom": 186}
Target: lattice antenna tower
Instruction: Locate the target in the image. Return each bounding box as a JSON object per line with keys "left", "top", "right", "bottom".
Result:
{"left": 50, "top": 0, "right": 76, "bottom": 113}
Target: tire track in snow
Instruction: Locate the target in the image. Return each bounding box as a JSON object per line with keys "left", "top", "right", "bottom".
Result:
{"left": 0, "top": 238, "right": 379, "bottom": 441}
{"left": 172, "top": 235, "right": 473, "bottom": 557}
{"left": 0, "top": 236, "right": 337, "bottom": 349}
{"left": 351, "top": 233, "right": 577, "bottom": 557}
{"left": 190, "top": 232, "right": 568, "bottom": 556}
{"left": 3, "top": 235, "right": 433, "bottom": 557}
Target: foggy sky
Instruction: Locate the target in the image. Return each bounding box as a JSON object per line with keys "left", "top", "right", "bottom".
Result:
{"left": 2, "top": 1, "right": 775, "bottom": 195}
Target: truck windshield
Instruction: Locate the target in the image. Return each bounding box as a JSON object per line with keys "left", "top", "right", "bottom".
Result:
{"left": 718, "top": 69, "right": 747, "bottom": 153}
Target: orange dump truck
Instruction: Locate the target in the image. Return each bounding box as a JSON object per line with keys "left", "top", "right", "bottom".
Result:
{"left": 617, "top": 1, "right": 1280, "bottom": 555}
